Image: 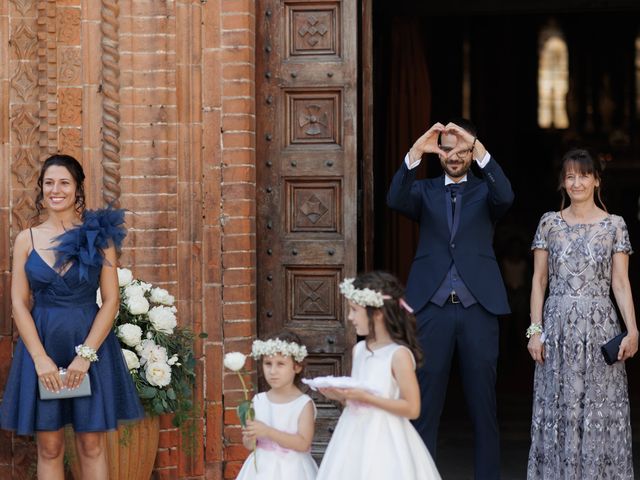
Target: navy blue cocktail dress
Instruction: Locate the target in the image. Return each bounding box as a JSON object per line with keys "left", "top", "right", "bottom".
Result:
{"left": 0, "top": 209, "right": 144, "bottom": 435}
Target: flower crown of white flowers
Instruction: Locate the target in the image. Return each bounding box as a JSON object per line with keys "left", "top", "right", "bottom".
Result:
{"left": 251, "top": 338, "right": 308, "bottom": 363}
{"left": 339, "top": 278, "right": 387, "bottom": 308}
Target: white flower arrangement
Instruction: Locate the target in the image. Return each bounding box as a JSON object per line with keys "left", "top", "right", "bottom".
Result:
{"left": 339, "top": 278, "right": 386, "bottom": 308}
{"left": 114, "top": 268, "right": 195, "bottom": 425}
{"left": 251, "top": 338, "right": 308, "bottom": 363}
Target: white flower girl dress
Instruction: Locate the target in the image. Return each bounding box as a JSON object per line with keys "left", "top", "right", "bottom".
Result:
{"left": 316, "top": 341, "right": 441, "bottom": 480}
{"left": 235, "top": 392, "right": 318, "bottom": 480}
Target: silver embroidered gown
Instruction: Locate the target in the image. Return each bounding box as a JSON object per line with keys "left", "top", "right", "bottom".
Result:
{"left": 527, "top": 211, "right": 634, "bottom": 479}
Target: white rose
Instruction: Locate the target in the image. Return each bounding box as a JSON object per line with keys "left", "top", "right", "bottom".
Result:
{"left": 126, "top": 295, "right": 149, "bottom": 315}
{"left": 137, "top": 339, "right": 168, "bottom": 366}
{"left": 139, "top": 281, "right": 152, "bottom": 292}
{"left": 124, "top": 283, "right": 145, "bottom": 300}
{"left": 150, "top": 287, "right": 175, "bottom": 306}
{"left": 167, "top": 354, "right": 179, "bottom": 366}
{"left": 145, "top": 361, "right": 172, "bottom": 387}
{"left": 223, "top": 352, "right": 246, "bottom": 372}
{"left": 148, "top": 306, "right": 177, "bottom": 334}
{"left": 122, "top": 349, "right": 140, "bottom": 371}
{"left": 117, "top": 268, "right": 134, "bottom": 287}
{"left": 117, "top": 323, "right": 143, "bottom": 347}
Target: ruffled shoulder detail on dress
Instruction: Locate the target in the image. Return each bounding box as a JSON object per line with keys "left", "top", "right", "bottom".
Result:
{"left": 53, "top": 208, "right": 127, "bottom": 281}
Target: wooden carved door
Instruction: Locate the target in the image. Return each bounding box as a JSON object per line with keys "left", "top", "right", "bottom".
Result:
{"left": 256, "top": 0, "right": 357, "bottom": 456}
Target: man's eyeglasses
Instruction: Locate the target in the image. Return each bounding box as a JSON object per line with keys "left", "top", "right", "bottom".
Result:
{"left": 438, "top": 146, "right": 473, "bottom": 158}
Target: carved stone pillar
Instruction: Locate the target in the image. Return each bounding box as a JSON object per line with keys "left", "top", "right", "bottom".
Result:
{"left": 101, "top": 0, "right": 121, "bottom": 208}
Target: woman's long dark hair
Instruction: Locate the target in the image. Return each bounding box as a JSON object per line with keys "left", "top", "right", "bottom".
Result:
{"left": 352, "top": 271, "right": 423, "bottom": 366}
{"left": 558, "top": 148, "right": 607, "bottom": 212}
{"left": 35, "top": 154, "right": 86, "bottom": 217}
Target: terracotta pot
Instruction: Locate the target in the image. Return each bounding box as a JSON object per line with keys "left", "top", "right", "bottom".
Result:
{"left": 65, "top": 416, "right": 160, "bottom": 480}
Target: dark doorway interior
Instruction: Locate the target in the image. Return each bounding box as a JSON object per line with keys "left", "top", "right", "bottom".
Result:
{"left": 368, "top": 2, "right": 640, "bottom": 478}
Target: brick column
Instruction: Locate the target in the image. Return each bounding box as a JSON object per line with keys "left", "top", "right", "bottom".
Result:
{"left": 119, "top": 0, "right": 182, "bottom": 478}
{"left": 202, "top": 0, "right": 257, "bottom": 479}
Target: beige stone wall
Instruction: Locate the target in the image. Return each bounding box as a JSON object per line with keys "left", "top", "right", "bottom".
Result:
{"left": 0, "top": 0, "right": 257, "bottom": 478}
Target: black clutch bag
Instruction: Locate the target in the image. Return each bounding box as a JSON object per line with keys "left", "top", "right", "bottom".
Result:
{"left": 601, "top": 332, "right": 627, "bottom": 365}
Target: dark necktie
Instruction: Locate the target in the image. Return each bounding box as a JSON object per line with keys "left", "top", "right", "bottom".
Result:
{"left": 448, "top": 183, "right": 461, "bottom": 218}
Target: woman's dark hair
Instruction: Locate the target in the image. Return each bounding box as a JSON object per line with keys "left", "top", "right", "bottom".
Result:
{"left": 260, "top": 330, "right": 308, "bottom": 388}
{"left": 352, "top": 271, "right": 423, "bottom": 366}
{"left": 558, "top": 148, "right": 607, "bottom": 212}
{"left": 35, "top": 154, "right": 86, "bottom": 216}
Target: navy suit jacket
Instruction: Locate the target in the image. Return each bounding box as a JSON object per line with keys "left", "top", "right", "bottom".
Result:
{"left": 387, "top": 157, "right": 514, "bottom": 316}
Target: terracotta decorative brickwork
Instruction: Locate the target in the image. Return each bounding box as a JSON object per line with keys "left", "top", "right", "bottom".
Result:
{"left": 4, "top": 0, "right": 40, "bottom": 476}
{"left": 0, "top": 0, "right": 257, "bottom": 478}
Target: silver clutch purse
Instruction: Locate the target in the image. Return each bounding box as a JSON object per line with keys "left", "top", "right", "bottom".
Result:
{"left": 38, "top": 368, "right": 91, "bottom": 400}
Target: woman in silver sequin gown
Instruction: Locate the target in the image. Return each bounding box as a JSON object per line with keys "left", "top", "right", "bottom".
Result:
{"left": 526, "top": 149, "right": 638, "bottom": 479}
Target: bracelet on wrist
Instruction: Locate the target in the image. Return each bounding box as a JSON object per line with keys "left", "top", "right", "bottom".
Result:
{"left": 75, "top": 344, "right": 99, "bottom": 362}
{"left": 526, "top": 323, "right": 544, "bottom": 338}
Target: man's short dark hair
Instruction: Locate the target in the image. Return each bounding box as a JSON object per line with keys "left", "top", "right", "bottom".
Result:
{"left": 447, "top": 117, "right": 477, "bottom": 137}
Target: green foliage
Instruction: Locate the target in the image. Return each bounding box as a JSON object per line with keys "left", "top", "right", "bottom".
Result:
{"left": 237, "top": 399, "right": 255, "bottom": 428}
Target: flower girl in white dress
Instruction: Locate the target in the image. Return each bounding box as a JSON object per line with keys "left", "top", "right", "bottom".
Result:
{"left": 316, "top": 271, "right": 441, "bottom": 480}
{"left": 236, "top": 331, "right": 318, "bottom": 480}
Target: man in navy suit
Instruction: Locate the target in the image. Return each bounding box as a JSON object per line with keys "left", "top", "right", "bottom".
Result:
{"left": 387, "top": 120, "right": 513, "bottom": 479}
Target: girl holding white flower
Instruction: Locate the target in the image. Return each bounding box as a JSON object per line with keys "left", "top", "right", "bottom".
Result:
{"left": 0, "top": 155, "right": 144, "bottom": 479}
{"left": 316, "top": 271, "right": 441, "bottom": 480}
{"left": 235, "top": 331, "right": 318, "bottom": 480}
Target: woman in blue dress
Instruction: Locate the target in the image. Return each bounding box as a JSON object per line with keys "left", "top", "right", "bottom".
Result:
{"left": 0, "top": 155, "right": 143, "bottom": 479}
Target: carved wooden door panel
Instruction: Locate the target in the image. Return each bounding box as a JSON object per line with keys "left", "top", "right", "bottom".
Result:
{"left": 256, "top": 0, "right": 357, "bottom": 457}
